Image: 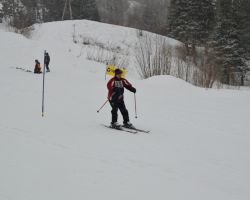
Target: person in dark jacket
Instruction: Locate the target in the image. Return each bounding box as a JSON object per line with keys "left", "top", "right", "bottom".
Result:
{"left": 34, "top": 60, "right": 42, "bottom": 74}
{"left": 107, "top": 68, "right": 136, "bottom": 128}
{"left": 44, "top": 52, "right": 50, "bottom": 72}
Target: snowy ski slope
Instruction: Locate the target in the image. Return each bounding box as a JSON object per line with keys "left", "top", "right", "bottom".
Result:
{"left": 0, "top": 20, "right": 250, "bottom": 200}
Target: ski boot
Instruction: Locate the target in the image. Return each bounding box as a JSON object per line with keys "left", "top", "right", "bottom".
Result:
{"left": 123, "top": 122, "right": 135, "bottom": 129}
{"left": 110, "top": 122, "right": 121, "bottom": 129}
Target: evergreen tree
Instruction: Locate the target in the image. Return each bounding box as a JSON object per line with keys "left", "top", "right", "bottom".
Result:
{"left": 105, "top": 0, "right": 127, "bottom": 25}
{"left": 142, "top": 0, "right": 159, "bottom": 32}
{"left": 21, "top": 0, "right": 39, "bottom": 24}
{"left": 42, "top": 0, "right": 64, "bottom": 22}
{"left": 167, "top": 0, "right": 189, "bottom": 42}
{"left": 167, "top": 0, "right": 215, "bottom": 46}
{"left": 210, "top": 0, "right": 247, "bottom": 85}
{"left": 2, "top": 0, "right": 22, "bottom": 19}
{"left": 239, "top": 0, "right": 250, "bottom": 60}
{"left": 73, "top": 0, "right": 99, "bottom": 21}
{"left": 0, "top": 1, "right": 3, "bottom": 22}
{"left": 1, "top": 0, "right": 31, "bottom": 28}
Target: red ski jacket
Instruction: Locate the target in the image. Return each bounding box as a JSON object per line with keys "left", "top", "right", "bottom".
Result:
{"left": 107, "top": 77, "right": 135, "bottom": 102}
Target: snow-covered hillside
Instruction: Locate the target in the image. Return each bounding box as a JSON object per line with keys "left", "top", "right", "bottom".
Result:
{"left": 0, "top": 20, "right": 250, "bottom": 200}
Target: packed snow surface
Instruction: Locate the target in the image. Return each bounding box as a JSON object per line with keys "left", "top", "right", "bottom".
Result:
{"left": 0, "top": 20, "right": 250, "bottom": 200}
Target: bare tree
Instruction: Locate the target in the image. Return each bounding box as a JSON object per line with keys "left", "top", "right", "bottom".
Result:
{"left": 135, "top": 33, "right": 172, "bottom": 78}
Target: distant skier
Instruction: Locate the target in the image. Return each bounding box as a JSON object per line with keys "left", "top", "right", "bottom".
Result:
{"left": 107, "top": 68, "right": 136, "bottom": 128}
{"left": 44, "top": 52, "right": 50, "bottom": 72}
{"left": 34, "top": 60, "right": 42, "bottom": 74}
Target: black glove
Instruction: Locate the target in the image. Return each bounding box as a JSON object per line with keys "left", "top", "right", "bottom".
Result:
{"left": 131, "top": 87, "right": 136, "bottom": 93}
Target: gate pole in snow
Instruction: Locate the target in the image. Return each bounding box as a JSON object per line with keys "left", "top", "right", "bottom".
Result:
{"left": 42, "top": 50, "right": 46, "bottom": 117}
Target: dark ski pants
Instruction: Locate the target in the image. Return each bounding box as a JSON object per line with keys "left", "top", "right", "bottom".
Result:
{"left": 45, "top": 63, "right": 50, "bottom": 71}
{"left": 110, "top": 100, "right": 129, "bottom": 124}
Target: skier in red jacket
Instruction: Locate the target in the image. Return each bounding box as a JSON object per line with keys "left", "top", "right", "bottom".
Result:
{"left": 107, "top": 68, "right": 136, "bottom": 128}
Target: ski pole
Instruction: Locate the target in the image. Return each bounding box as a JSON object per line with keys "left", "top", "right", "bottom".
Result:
{"left": 42, "top": 50, "right": 46, "bottom": 117}
{"left": 134, "top": 93, "right": 138, "bottom": 119}
{"left": 97, "top": 99, "right": 109, "bottom": 113}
